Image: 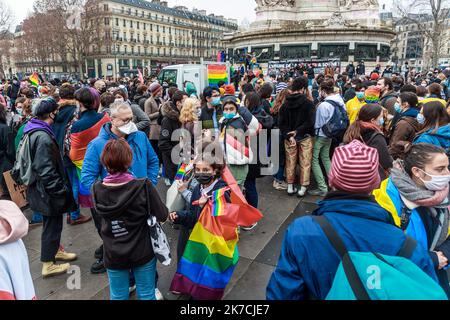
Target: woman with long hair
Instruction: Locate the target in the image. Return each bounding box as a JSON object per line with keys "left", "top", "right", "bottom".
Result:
{"left": 272, "top": 89, "right": 290, "bottom": 190}
{"left": 344, "top": 103, "right": 393, "bottom": 181}
{"left": 374, "top": 143, "right": 450, "bottom": 297}
{"left": 179, "top": 97, "right": 199, "bottom": 159}
{"left": 414, "top": 101, "right": 450, "bottom": 150}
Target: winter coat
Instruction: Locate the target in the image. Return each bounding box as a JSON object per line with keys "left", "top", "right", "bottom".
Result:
{"left": 278, "top": 93, "right": 315, "bottom": 141}
{"left": 51, "top": 100, "right": 77, "bottom": 168}
{"left": 267, "top": 192, "right": 438, "bottom": 300}
{"left": 374, "top": 178, "right": 450, "bottom": 297}
{"left": 26, "top": 129, "right": 76, "bottom": 216}
{"left": 199, "top": 104, "right": 223, "bottom": 132}
{"left": 389, "top": 108, "right": 420, "bottom": 159}
{"left": 158, "top": 102, "right": 181, "bottom": 153}
{"left": 81, "top": 123, "right": 159, "bottom": 192}
{"left": 175, "top": 179, "right": 230, "bottom": 230}
{"left": 361, "top": 128, "right": 393, "bottom": 181}
{"left": 414, "top": 125, "right": 450, "bottom": 150}
{"left": 144, "top": 96, "right": 162, "bottom": 140}
{"left": 133, "top": 93, "right": 149, "bottom": 111}
{"left": 130, "top": 103, "right": 150, "bottom": 137}
{"left": 0, "top": 200, "right": 35, "bottom": 300}
{"left": 356, "top": 63, "right": 366, "bottom": 75}
{"left": 0, "top": 122, "right": 14, "bottom": 192}
{"left": 346, "top": 96, "right": 366, "bottom": 124}
{"left": 92, "top": 179, "right": 168, "bottom": 270}
{"left": 346, "top": 64, "right": 355, "bottom": 77}
{"left": 6, "top": 82, "right": 20, "bottom": 100}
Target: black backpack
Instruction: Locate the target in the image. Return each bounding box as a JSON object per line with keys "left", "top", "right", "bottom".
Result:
{"left": 321, "top": 100, "right": 349, "bottom": 139}
{"left": 252, "top": 106, "right": 274, "bottom": 129}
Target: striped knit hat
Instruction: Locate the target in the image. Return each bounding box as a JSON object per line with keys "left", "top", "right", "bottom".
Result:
{"left": 328, "top": 140, "right": 381, "bottom": 194}
{"left": 365, "top": 86, "right": 381, "bottom": 104}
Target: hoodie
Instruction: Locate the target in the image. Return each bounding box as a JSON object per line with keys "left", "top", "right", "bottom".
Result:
{"left": 0, "top": 201, "right": 36, "bottom": 300}
{"left": 278, "top": 93, "right": 316, "bottom": 140}
{"left": 51, "top": 100, "right": 77, "bottom": 167}
{"left": 92, "top": 179, "right": 168, "bottom": 270}
{"left": 414, "top": 124, "right": 450, "bottom": 149}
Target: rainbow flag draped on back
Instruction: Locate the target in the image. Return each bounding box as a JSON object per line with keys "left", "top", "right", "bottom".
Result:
{"left": 170, "top": 167, "right": 263, "bottom": 300}
{"left": 69, "top": 114, "right": 110, "bottom": 208}
{"left": 29, "top": 72, "right": 40, "bottom": 87}
{"left": 207, "top": 64, "right": 228, "bottom": 87}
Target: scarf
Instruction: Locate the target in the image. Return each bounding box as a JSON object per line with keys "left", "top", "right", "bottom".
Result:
{"left": 390, "top": 165, "right": 449, "bottom": 208}
{"left": 103, "top": 172, "right": 135, "bottom": 184}
{"left": 391, "top": 163, "right": 450, "bottom": 249}
{"left": 360, "top": 121, "right": 382, "bottom": 133}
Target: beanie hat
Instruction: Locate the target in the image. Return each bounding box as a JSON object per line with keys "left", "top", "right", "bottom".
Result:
{"left": 370, "top": 73, "right": 380, "bottom": 81}
{"left": 32, "top": 97, "right": 59, "bottom": 117}
{"left": 365, "top": 86, "right": 381, "bottom": 103}
{"left": 224, "top": 84, "right": 236, "bottom": 96}
{"left": 219, "top": 87, "right": 226, "bottom": 96}
{"left": 328, "top": 140, "right": 381, "bottom": 194}
{"left": 149, "top": 82, "right": 162, "bottom": 94}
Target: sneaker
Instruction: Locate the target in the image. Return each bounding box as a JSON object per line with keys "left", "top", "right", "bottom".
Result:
{"left": 297, "top": 186, "right": 308, "bottom": 197}
{"left": 273, "top": 180, "right": 288, "bottom": 190}
{"left": 42, "top": 262, "right": 70, "bottom": 278}
{"left": 55, "top": 247, "right": 77, "bottom": 262}
{"left": 164, "top": 178, "right": 172, "bottom": 187}
{"left": 67, "top": 214, "right": 92, "bottom": 226}
{"left": 308, "top": 189, "right": 328, "bottom": 197}
{"left": 155, "top": 288, "right": 164, "bottom": 300}
{"left": 90, "top": 259, "right": 106, "bottom": 274}
{"left": 287, "top": 184, "right": 298, "bottom": 196}
{"left": 129, "top": 285, "right": 137, "bottom": 294}
{"left": 95, "top": 245, "right": 103, "bottom": 260}
{"left": 241, "top": 223, "right": 258, "bottom": 231}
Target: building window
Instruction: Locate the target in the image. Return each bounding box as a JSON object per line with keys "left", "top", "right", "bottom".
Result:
{"left": 123, "top": 19, "right": 126, "bottom": 27}
{"left": 116, "top": 18, "right": 119, "bottom": 26}
{"left": 137, "top": 22, "right": 140, "bottom": 29}
{"left": 130, "top": 21, "right": 133, "bottom": 28}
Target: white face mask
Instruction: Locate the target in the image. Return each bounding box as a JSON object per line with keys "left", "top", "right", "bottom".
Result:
{"left": 115, "top": 98, "right": 124, "bottom": 104}
{"left": 118, "top": 121, "right": 138, "bottom": 136}
{"left": 419, "top": 169, "right": 450, "bottom": 191}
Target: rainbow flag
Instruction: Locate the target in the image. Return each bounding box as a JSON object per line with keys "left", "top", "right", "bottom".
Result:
{"left": 70, "top": 113, "right": 110, "bottom": 208}
{"left": 29, "top": 72, "right": 40, "bottom": 87}
{"left": 211, "top": 187, "right": 230, "bottom": 217}
{"left": 174, "top": 164, "right": 187, "bottom": 181}
{"left": 208, "top": 64, "right": 228, "bottom": 87}
{"left": 170, "top": 168, "right": 263, "bottom": 300}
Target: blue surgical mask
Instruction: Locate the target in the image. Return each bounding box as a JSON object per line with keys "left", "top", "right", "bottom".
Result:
{"left": 394, "top": 103, "right": 402, "bottom": 113}
{"left": 223, "top": 112, "right": 236, "bottom": 120}
{"left": 417, "top": 113, "right": 425, "bottom": 125}
{"left": 356, "top": 92, "right": 365, "bottom": 100}
{"left": 211, "top": 97, "right": 222, "bottom": 107}
{"left": 378, "top": 117, "right": 385, "bottom": 127}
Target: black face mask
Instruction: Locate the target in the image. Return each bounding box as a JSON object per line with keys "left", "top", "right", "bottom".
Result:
{"left": 195, "top": 173, "right": 215, "bottom": 185}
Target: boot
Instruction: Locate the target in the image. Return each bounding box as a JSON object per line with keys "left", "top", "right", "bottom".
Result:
{"left": 55, "top": 247, "right": 77, "bottom": 262}
{"left": 42, "top": 262, "right": 70, "bottom": 278}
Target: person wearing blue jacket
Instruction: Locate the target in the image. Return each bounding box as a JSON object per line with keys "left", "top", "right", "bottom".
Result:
{"left": 414, "top": 101, "right": 450, "bottom": 151}
{"left": 81, "top": 102, "right": 159, "bottom": 275}
{"left": 81, "top": 102, "right": 159, "bottom": 190}
{"left": 267, "top": 140, "right": 439, "bottom": 300}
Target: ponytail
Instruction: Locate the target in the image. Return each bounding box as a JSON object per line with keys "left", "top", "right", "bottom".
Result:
{"left": 343, "top": 120, "right": 363, "bottom": 144}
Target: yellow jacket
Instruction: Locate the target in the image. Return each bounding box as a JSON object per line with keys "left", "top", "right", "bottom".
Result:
{"left": 346, "top": 96, "right": 366, "bottom": 124}
{"left": 421, "top": 97, "right": 447, "bottom": 107}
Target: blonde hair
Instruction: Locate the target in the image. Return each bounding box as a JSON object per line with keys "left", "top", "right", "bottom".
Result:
{"left": 179, "top": 98, "right": 198, "bottom": 124}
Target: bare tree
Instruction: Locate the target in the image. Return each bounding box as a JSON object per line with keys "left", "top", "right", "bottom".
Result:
{"left": 395, "top": 0, "right": 450, "bottom": 69}
{"left": 0, "top": 0, "right": 13, "bottom": 38}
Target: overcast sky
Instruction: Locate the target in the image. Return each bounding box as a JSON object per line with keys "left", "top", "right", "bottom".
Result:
{"left": 4, "top": 0, "right": 257, "bottom": 27}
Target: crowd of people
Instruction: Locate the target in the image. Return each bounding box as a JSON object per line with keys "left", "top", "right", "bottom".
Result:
{"left": 0, "top": 61, "right": 450, "bottom": 300}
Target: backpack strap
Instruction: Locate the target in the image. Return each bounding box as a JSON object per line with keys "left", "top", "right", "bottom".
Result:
{"left": 397, "top": 236, "right": 417, "bottom": 259}
{"left": 313, "top": 216, "right": 371, "bottom": 300}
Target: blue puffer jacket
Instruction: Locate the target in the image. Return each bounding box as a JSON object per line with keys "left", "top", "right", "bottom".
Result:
{"left": 414, "top": 125, "right": 450, "bottom": 150}
{"left": 266, "top": 192, "right": 439, "bottom": 300}
{"left": 81, "top": 123, "right": 159, "bottom": 190}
